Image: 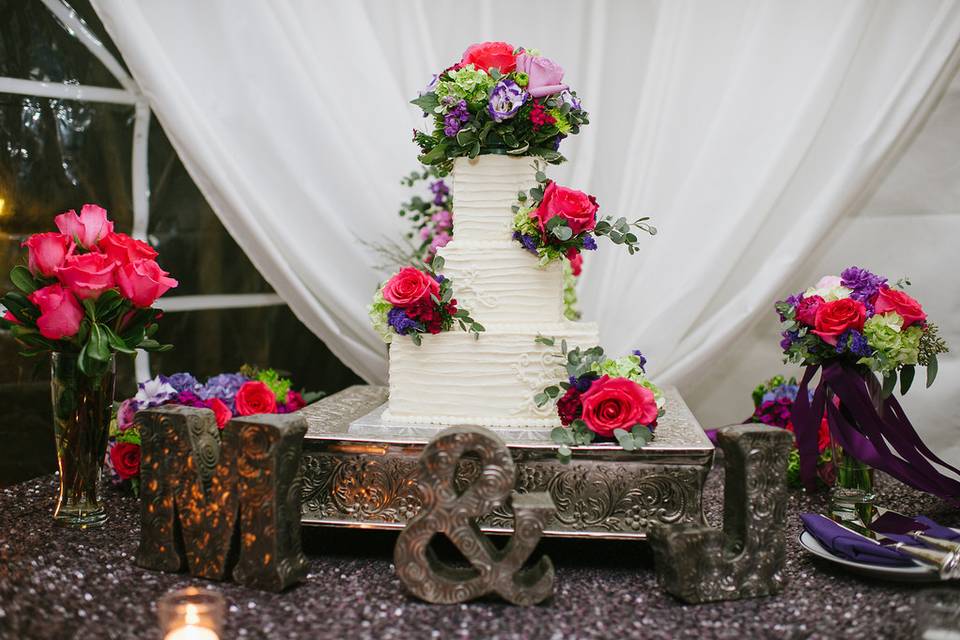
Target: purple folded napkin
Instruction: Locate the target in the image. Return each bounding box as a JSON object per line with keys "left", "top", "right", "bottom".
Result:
{"left": 801, "top": 513, "right": 914, "bottom": 567}
{"left": 869, "top": 512, "right": 960, "bottom": 546}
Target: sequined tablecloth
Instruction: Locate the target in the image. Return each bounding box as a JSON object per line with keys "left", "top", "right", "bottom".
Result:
{"left": 0, "top": 470, "right": 955, "bottom": 640}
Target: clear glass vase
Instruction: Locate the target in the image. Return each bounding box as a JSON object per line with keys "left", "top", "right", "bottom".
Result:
{"left": 50, "top": 352, "right": 115, "bottom": 528}
{"left": 827, "top": 374, "right": 880, "bottom": 526}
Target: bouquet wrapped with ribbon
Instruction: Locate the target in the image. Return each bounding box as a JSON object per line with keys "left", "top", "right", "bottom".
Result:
{"left": 776, "top": 267, "right": 956, "bottom": 502}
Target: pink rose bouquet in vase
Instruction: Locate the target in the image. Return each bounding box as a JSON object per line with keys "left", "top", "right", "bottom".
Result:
{"left": 1, "top": 204, "right": 177, "bottom": 527}
{"left": 411, "top": 41, "right": 589, "bottom": 172}
{"left": 775, "top": 267, "right": 954, "bottom": 518}
{"left": 511, "top": 168, "right": 656, "bottom": 266}
{"left": 368, "top": 260, "right": 484, "bottom": 346}
{"left": 532, "top": 337, "right": 664, "bottom": 463}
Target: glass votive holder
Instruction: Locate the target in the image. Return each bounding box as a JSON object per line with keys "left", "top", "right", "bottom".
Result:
{"left": 157, "top": 587, "right": 226, "bottom": 640}
{"left": 916, "top": 588, "right": 960, "bottom": 640}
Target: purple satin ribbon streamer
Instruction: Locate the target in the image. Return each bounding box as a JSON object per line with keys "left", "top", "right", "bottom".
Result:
{"left": 792, "top": 363, "right": 960, "bottom": 505}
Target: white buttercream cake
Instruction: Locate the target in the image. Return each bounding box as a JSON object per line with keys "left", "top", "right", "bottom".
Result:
{"left": 384, "top": 154, "right": 600, "bottom": 427}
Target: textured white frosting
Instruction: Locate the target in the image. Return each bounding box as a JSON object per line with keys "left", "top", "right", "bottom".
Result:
{"left": 387, "top": 154, "right": 599, "bottom": 428}
{"left": 386, "top": 322, "right": 600, "bottom": 427}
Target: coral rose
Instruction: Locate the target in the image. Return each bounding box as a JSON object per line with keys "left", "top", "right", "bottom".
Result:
{"left": 580, "top": 375, "right": 658, "bottom": 438}
{"left": 99, "top": 232, "right": 157, "bottom": 265}
{"left": 22, "top": 232, "right": 72, "bottom": 278}
{"left": 460, "top": 41, "right": 517, "bottom": 73}
{"left": 116, "top": 259, "right": 178, "bottom": 307}
{"left": 234, "top": 380, "right": 278, "bottom": 416}
{"left": 55, "top": 252, "right": 116, "bottom": 300}
{"left": 110, "top": 442, "right": 141, "bottom": 481}
{"left": 812, "top": 298, "right": 866, "bottom": 346}
{"left": 382, "top": 267, "right": 440, "bottom": 308}
{"left": 874, "top": 287, "right": 926, "bottom": 327}
{"left": 54, "top": 204, "right": 113, "bottom": 249}
{"left": 28, "top": 284, "right": 84, "bottom": 340}
{"left": 532, "top": 182, "right": 599, "bottom": 236}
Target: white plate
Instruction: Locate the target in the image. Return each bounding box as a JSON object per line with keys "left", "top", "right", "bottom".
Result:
{"left": 798, "top": 531, "right": 946, "bottom": 582}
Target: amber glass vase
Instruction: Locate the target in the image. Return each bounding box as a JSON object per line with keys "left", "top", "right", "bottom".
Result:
{"left": 50, "top": 352, "right": 116, "bottom": 528}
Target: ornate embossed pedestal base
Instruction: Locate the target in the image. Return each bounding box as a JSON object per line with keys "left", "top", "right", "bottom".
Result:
{"left": 299, "top": 385, "right": 714, "bottom": 540}
{"left": 648, "top": 425, "right": 794, "bottom": 603}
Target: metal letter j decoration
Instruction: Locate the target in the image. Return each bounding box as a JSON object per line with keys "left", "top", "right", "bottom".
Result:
{"left": 135, "top": 405, "right": 308, "bottom": 592}
{"left": 649, "top": 424, "right": 794, "bottom": 604}
{"left": 394, "top": 426, "right": 556, "bottom": 606}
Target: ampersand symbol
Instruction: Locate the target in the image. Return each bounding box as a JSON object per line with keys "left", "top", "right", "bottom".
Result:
{"left": 393, "top": 426, "right": 556, "bottom": 605}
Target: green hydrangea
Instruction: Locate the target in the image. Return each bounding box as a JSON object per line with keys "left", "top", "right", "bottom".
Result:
{"left": 116, "top": 427, "right": 141, "bottom": 446}
{"left": 588, "top": 354, "right": 665, "bottom": 414}
{"left": 369, "top": 289, "right": 393, "bottom": 344}
{"left": 256, "top": 368, "right": 292, "bottom": 403}
{"left": 435, "top": 65, "right": 494, "bottom": 108}
{"left": 513, "top": 206, "right": 539, "bottom": 237}
{"left": 859, "top": 312, "right": 922, "bottom": 374}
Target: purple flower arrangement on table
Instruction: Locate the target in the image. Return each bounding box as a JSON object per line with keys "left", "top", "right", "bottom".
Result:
{"left": 775, "top": 267, "right": 957, "bottom": 502}
{"left": 411, "top": 41, "right": 590, "bottom": 171}
{"left": 106, "top": 366, "right": 321, "bottom": 494}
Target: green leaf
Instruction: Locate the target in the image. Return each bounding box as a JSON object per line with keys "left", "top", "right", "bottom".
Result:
{"left": 550, "top": 427, "right": 574, "bottom": 445}
{"left": 95, "top": 290, "right": 125, "bottom": 321}
{"left": 87, "top": 323, "right": 110, "bottom": 361}
{"left": 535, "top": 171, "right": 547, "bottom": 184}
{"left": 899, "top": 365, "right": 915, "bottom": 396}
{"left": 410, "top": 332, "right": 422, "bottom": 346}
{"left": 926, "top": 354, "right": 939, "bottom": 388}
{"left": 82, "top": 298, "right": 97, "bottom": 322}
{"left": 556, "top": 445, "right": 572, "bottom": 464}
{"left": 472, "top": 323, "right": 485, "bottom": 332}
{"left": 410, "top": 93, "right": 439, "bottom": 112}
{"left": 534, "top": 392, "right": 550, "bottom": 407}
{"left": 534, "top": 335, "right": 555, "bottom": 347}
{"left": 431, "top": 255, "right": 445, "bottom": 271}
{"left": 102, "top": 325, "right": 136, "bottom": 354}
{"left": 10, "top": 266, "right": 38, "bottom": 294}
{"left": 552, "top": 226, "right": 573, "bottom": 241}
{"left": 545, "top": 385, "right": 560, "bottom": 398}
{"left": 469, "top": 141, "right": 481, "bottom": 159}
{"left": 881, "top": 371, "right": 897, "bottom": 399}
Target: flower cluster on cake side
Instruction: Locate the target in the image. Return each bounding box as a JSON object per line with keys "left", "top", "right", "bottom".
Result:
{"left": 533, "top": 336, "right": 664, "bottom": 462}
{"left": 411, "top": 41, "right": 589, "bottom": 171}
{"left": 776, "top": 267, "right": 948, "bottom": 395}
{"left": 0, "top": 204, "right": 177, "bottom": 375}
{"left": 369, "top": 259, "right": 484, "bottom": 345}
{"left": 511, "top": 166, "right": 656, "bottom": 266}
{"left": 106, "top": 366, "right": 321, "bottom": 493}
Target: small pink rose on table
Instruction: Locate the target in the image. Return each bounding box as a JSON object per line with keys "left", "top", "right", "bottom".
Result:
{"left": 55, "top": 252, "right": 117, "bottom": 299}
{"left": 28, "top": 284, "right": 84, "bottom": 340}
{"left": 54, "top": 204, "right": 113, "bottom": 249}
{"left": 532, "top": 182, "right": 599, "bottom": 236}
{"left": 580, "top": 375, "right": 658, "bottom": 438}
{"left": 116, "top": 259, "right": 178, "bottom": 307}
{"left": 99, "top": 232, "right": 158, "bottom": 265}
{"left": 22, "top": 232, "right": 72, "bottom": 278}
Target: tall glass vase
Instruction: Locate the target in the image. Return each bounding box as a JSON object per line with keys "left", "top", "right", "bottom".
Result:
{"left": 828, "top": 374, "right": 880, "bottom": 526}
{"left": 50, "top": 352, "right": 115, "bottom": 528}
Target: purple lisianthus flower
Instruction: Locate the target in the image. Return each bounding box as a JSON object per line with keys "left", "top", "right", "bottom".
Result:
{"left": 164, "top": 372, "right": 200, "bottom": 393}
{"left": 560, "top": 89, "right": 581, "bottom": 111}
{"left": 135, "top": 376, "right": 178, "bottom": 408}
{"left": 582, "top": 236, "right": 598, "bottom": 251}
{"left": 388, "top": 307, "right": 421, "bottom": 335}
{"left": 199, "top": 373, "right": 249, "bottom": 410}
{"left": 419, "top": 74, "right": 438, "bottom": 97}
{"left": 631, "top": 350, "right": 648, "bottom": 373}
{"left": 443, "top": 100, "right": 471, "bottom": 137}
{"left": 841, "top": 266, "right": 887, "bottom": 303}
{"left": 487, "top": 79, "right": 527, "bottom": 122}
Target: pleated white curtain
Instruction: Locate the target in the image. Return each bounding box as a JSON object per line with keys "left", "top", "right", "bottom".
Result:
{"left": 92, "top": 0, "right": 960, "bottom": 386}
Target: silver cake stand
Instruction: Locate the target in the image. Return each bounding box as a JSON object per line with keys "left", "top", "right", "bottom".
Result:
{"left": 299, "top": 385, "right": 714, "bottom": 540}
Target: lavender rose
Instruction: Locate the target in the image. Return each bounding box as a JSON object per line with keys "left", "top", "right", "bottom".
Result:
{"left": 516, "top": 53, "right": 567, "bottom": 98}
{"left": 487, "top": 79, "right": 527, "bottom": 122}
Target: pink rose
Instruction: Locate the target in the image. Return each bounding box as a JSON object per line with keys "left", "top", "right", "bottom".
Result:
{"left": 532, "top": 181, "right": 599, "bottom": 235}
{"left": 382, "top": 266, "right": 440, "bottom": 307}
{"left": 516, "top": 53, "right": 567, "bottom": 98}
{"left": 812, "top": 298, "right": 866, "bottom": 346}
{"left": 205, "top": 397, "right": 232, "bottom": 429}
{"left": 28, "top": 284, "right": 84, "bottom": 340}
{"left": 54, "top": 204, "right": 113, "bottom": 249}
{"left": 98, "top": 232, "right": 157, "bottom": 265}
{"left": 234, "top": 381, "right": 278, "bottom": 416}
{"left": 55, "top": 251, "right": 117, "bottom": 300}
{"left": 795, "top": 295, "right": 824, "bottom": 327}
{"left": 580, "top": 375, "right": 658, "bottom": 438}
{"left": 874, "top": 287, "right": 926, "bottom": 327}
{"left": 460, "top": 41, "right": 517, "bottom": 73}
{"left": 22, "top": 232, "right": 72, "bottom": 278}
{"left": 116, "top": 259, "right": 178, "bottom": 307}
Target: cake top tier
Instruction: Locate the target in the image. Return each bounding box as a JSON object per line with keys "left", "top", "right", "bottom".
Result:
{"left": 411, "top": 41, "right": 589, "bottom": 173}
{"left": 449, "top": 155, "right": 536, "bottom": 245}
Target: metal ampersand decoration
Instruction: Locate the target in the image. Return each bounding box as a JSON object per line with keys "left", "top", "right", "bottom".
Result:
{"left": 649, "top": 424, "right": 794, "bottom": 604}
{"left": 135, "top": 405, "right": 308, "bottom": 592}
{"left": 393, "top": 426, "right": 556, "bottom": 606}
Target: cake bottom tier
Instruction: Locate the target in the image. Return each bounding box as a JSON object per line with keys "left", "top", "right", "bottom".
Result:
{"left": 385, "top": 322, "right": 599, "bottom": 427}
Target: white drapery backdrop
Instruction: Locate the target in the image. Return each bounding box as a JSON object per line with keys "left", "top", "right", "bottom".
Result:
{"left": 91, "top": 0, "right": 960, "bottom": 390}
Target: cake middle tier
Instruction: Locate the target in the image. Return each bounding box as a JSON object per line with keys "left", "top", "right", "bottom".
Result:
{"left": 385, "top": 321, "right": 600, "bottom": 427}
{"left": 438, "top": 241, "right": 564, "bottom": 325}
